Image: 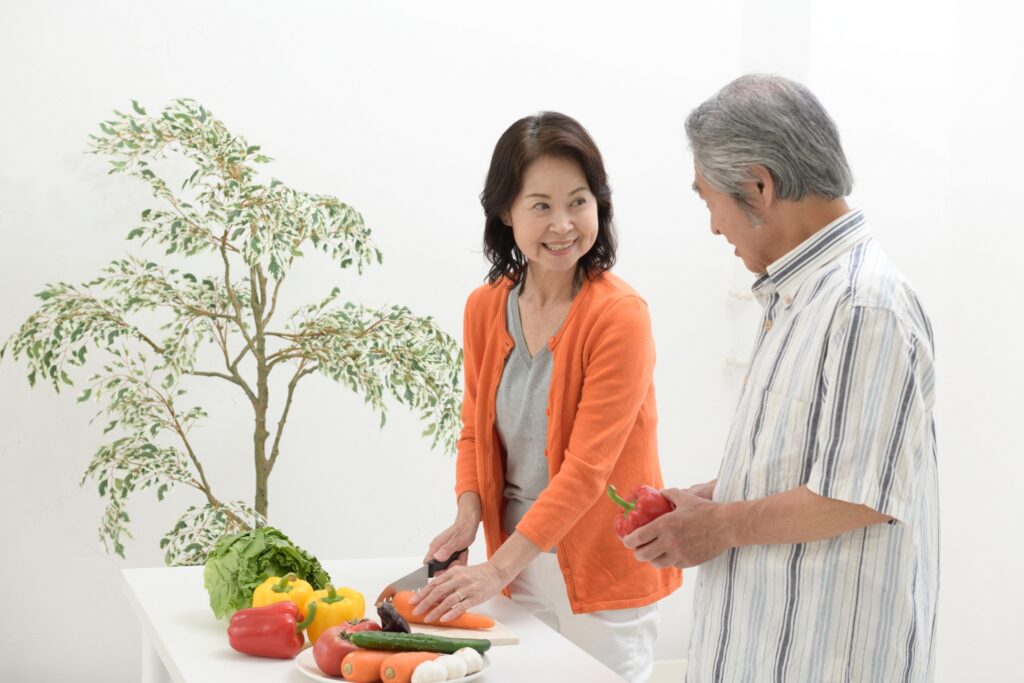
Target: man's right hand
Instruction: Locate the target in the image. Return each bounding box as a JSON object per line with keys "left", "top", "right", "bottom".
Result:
{"left": 683, "top": 479, "right": 717, "bottom": 500}
{"left": 623, "top": 487, "right": 732, "bottom": 568}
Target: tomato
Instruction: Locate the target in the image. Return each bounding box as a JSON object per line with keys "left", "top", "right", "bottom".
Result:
{"left": 311, "top": 619, "right": 382, "bottom": 677}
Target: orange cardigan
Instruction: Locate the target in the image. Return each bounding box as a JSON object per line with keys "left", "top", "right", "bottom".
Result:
{"left": 455, "top": 271, "right": 682, "bottom": 613}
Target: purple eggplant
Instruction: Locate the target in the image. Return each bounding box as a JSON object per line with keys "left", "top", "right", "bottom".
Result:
{"left": 377, "top": 599, "right": 412, "bottom": 633}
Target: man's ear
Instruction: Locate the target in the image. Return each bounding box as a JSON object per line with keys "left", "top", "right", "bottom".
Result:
{"left": 748, "top": 165, "right": 775, "bottom": 210}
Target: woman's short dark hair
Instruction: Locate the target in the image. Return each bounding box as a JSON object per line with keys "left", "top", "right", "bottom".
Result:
{"left": 480, "top": 112, "right": 616, "bottom": 285}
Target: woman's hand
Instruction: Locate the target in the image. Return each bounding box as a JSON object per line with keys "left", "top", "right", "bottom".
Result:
{"left": 408, "top": 561, "right": 504, "bottom": 623}
{"left": 412, "top": 531, "right": 540, "bottom": 623}
{"left": 423, "top": 493, "right": 483, "bottom": 571}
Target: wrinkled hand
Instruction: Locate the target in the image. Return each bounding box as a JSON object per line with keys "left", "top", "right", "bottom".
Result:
{"left": 622, "top": 487, "right": 733, "bottom": 569}
{"left": 684, "top": 479, "right": 716, "bottom": 500}
{"left": 408, "top": 561, "right": 503, "bottom": 623}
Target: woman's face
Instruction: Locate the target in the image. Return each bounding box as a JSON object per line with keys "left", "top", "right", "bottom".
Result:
{"left": 502, "top": 155, "right": 599, "bottom": 278}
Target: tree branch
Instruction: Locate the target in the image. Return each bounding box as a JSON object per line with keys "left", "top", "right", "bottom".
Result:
{"left": 161, "top": 398, "right": 214, "bottom": 499}
{"left": 57, "top": 289, "right": 167, "bottom": 356}
{"left": 220, "top": 231, "right": 257, "bottom": 358}
{"left": 156, "top": 388, "right": 246, "bottom": 529}
{"left": 189, "top": 368, "right": 256, "bottom": 406}
{"left": 134, "top": 328, "right": 167, "bottom": 356}
{"left": 174, "top": 301, "right": 234, "bottom": 321}
{"left": 266, "top": 348, "right": 304, "bottom": 369}
{"left": 266, "top": 316, "right": 391, "bottom": 343}
{"left": 263, "top": 274, "right": 284, "bottom": 327}
{"left": 266, "top": 361, "right": 317, "bottom": 472}
{"left": 168, "top": 194, "right": 238, "bottom": 253}
{"left": 214, "top": 314, "right": 249, "bottom": 371}
{"left": 103, "top": 452, "right": 204, "bottom": 494}
{"left": 190, "top": 369, "right": 243, "bottom": 385}
{"left": 252, "top": 265, "right": 268, "bottom": 322}
{"left": 229, "top": 344, "right": 251, "bottom": 370}
{"left": 201, "top": 305, "right": 257, "bottom": 406}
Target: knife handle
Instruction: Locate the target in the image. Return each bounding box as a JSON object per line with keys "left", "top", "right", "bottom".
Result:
{"left": 426, "top": 548, "right": 468, "bottom": 578}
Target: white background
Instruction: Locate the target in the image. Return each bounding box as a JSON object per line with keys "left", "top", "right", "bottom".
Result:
{"left": 1, "top": 1, "right": 1021, "bottom": 681}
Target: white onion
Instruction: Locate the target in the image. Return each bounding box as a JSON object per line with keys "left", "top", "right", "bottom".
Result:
{"left": 454, "top": 647, "right": 484, "bottom": 675}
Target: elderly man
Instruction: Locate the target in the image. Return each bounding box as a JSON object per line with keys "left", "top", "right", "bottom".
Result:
{"left": 624, "top": 75, "right": 938, "bottom": 682}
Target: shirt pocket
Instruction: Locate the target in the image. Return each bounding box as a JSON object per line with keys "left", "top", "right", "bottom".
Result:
{"left": 733, "top": 381, "right": 812, "bottom": 498}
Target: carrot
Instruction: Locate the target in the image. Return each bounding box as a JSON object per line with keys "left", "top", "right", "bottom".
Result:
{"left": 379, "top": 652, "right": 440, "bottom": 683}
{"left": 392, "top": 591, "right": 495, "bottom": 630}
{"left": 341, "top": 649, "right": 392, "bottom": 682}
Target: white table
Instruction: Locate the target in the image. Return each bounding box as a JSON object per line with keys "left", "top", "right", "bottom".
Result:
{"left": 121, "top": 557, "right": 626, "bottom": 682}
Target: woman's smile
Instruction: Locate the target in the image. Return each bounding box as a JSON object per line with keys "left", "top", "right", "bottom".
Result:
{"left": 542, "top": 238, "right": 577, "bottom": 255}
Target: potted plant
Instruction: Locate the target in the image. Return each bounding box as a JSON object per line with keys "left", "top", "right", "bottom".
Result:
{"left": 2, "top": 98, "right": 462, "bottom": 566}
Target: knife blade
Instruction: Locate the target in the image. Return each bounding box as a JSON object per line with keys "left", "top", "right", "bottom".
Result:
{"left": 375, "top": 549, "right": 467, "bottom": 607}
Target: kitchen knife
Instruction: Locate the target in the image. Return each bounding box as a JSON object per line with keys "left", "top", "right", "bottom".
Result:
{"left": 375, "top": 549, "right": 467, "bottom": 606}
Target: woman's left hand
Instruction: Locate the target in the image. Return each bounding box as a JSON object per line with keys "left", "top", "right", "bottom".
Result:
{"left": 408, "top": 561, "right": 504, "bottom": 623}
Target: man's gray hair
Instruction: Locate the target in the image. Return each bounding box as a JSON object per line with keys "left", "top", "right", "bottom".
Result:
{"left": 685, "top": 74, "right": 853, "bottom": 207}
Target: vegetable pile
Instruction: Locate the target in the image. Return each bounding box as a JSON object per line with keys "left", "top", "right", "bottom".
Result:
{"left": 207, "top": 526, "right": 495, "bottom": 680}
{"left": 203, "top": 525, "right": 331, "bottom": 619}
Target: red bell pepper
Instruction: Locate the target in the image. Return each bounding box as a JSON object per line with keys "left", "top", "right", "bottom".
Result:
{"left": 607, "top": 484, "right": 675, "bottom": 538}
{"left": 227, "top": 600, "right": 317, "bottom": 659}
{"left": 312, "top": 618, "right": 382, "bottom": 676}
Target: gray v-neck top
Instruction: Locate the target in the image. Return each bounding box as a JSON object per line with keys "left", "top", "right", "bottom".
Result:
{"left": 496, "top": 283, "right": 556, "bottom": 548}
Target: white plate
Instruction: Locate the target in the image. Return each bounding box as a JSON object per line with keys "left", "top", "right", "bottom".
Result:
{"left": 295, "top": 647, "right": 490, "bottom": 682}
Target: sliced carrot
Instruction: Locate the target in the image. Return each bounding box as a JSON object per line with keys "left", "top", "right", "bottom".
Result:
{"left": 341, "top": 649, "right": 391, "bottom": 682}
{"left": 392, "top": 591, "right": 495, "bottom": 630}
{"left": 379, "top": 652, "right": 440, "bottom": 683}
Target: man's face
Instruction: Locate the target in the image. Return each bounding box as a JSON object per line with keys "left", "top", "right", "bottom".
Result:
{"left": 692, "top": 169, "right": 771, "bottom": 273}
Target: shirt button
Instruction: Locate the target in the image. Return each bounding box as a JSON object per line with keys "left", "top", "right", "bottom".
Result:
{"left": 783, "top": 296, "right": 793, "bottom": 306}
{"left": 764, "top": 319, "right": 773, "bottom": 331}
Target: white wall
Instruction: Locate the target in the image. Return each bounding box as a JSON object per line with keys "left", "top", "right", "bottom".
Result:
{"left": 0, "top": 1, "right": 1020, "bottom": 681}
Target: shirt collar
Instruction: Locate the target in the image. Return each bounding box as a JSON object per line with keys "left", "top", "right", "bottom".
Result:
{"left": 751, "top": 208, "right": 868, "bottom": 304}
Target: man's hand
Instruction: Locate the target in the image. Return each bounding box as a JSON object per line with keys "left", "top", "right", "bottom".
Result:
{"left": 683, "top": 479, "right": 716, "bottom": 500}
{"left": 622, "top": 484, "right": 893, "bottom": 570}
{"left": 621, "top": 487, "right": 733, "bottom": 569}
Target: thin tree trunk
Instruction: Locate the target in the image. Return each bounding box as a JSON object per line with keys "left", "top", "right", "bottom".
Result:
{"left": 252, "top": 266, "right": 271, "bottom": 519}
{"left": 253, "top": 376, "right": 269, "bottom": 519}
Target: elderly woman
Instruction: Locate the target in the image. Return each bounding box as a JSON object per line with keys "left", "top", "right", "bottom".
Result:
{"left": 409, "top": 112, "right": 681, "bottom": 683}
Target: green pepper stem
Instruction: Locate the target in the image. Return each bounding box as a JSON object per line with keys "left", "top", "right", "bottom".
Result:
{"left": 320, "top": 583, "right": 346, "bottom": 605}
{"left": 607, "top": 485, "right": 636, "bottom": 513}
{"left": 273, "top": 574, "right": 296, "bottom": 594}
{"left": 296, "top": 601, "right": 317, "bottom": 631}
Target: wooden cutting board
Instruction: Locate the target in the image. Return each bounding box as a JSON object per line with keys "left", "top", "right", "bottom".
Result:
{"left": 410, "top": 617, "right": 519, "bottom": 645}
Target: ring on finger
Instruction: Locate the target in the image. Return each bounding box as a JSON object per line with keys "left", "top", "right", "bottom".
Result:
{"left": 455, "top": 590, "right": 465, "bottom": 602}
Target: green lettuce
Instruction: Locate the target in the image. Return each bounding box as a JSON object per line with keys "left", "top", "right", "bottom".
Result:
{"left": 203, "top": 525, "right": 331, "bottom": 619}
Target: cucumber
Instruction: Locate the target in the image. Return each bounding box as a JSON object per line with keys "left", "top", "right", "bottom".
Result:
{"left": 348, "top": 630, "right": 491, "bottom": 654}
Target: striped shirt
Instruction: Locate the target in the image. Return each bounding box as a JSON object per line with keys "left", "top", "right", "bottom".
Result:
{"left": 687, "top": 210, "right": 939, "bottom": 683}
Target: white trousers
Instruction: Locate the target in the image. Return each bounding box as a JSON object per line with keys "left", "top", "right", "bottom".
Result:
{"left": 507, "top": 552, "right": 660, "bottom": 683}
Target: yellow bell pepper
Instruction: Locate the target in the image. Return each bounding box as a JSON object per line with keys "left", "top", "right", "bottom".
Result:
{"left": 305, "top": 583, "right": 365, "bottom": 645}
{"left": 251, "top": 573, "right": 314, "bottom": 617}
